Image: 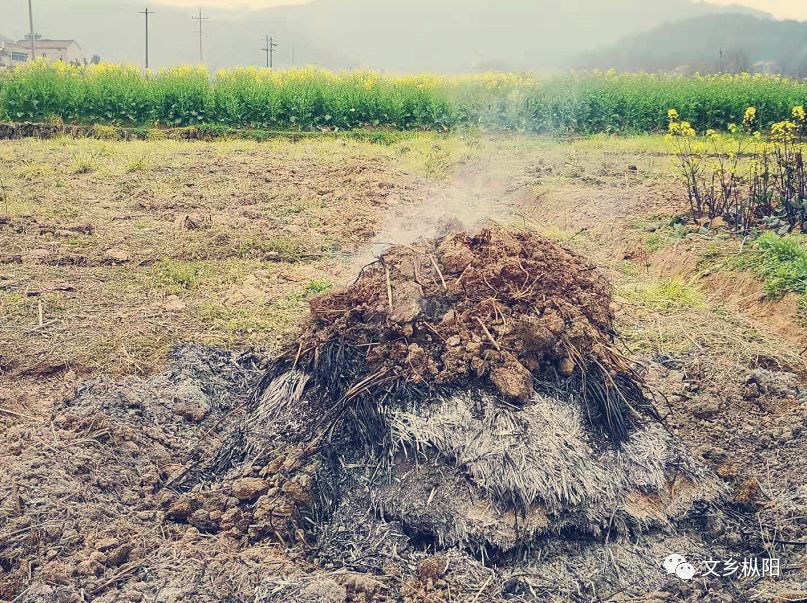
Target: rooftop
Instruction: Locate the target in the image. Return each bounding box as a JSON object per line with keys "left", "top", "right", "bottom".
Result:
{"left": 0, "top": 41, "right": 31, "bottom": 53}
{"left": 14, "top": 39, "right": 82, "bottom": 50}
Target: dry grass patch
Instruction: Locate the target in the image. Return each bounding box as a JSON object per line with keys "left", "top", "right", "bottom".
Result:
{"left": 0, "top": 134, "right": 473, "bottom": 422}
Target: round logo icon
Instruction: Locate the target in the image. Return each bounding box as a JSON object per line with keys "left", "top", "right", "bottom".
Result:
{"left": 663, "top": 553, "right": 686, "bottom": 574}
{"left": 675, "top": 562, "right": 697, "bottom": 580}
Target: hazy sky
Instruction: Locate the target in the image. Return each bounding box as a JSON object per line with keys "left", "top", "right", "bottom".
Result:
{"left": 152, "top": 0, "right": 807, "bottom": 20}
{"left": 704, "top": 0, "right": 807, "bottom": 19}
{"left": 154, "top": 0, "right": 309, "bottom": 7}
{"left": 2, "top": 0, "right": 806, "bottom": 73}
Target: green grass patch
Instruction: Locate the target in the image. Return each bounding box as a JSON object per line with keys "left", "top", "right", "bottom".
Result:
{"left": 193, "top": 278, "right": 331, "bottom": 338}
{"left": 740, "top": 232, "right": 807, "bottom": 297}
{"left": 155, "top": 259, "right": 208, "bottom": 292}
{"left": 737, "top": 232, "right": 807, "bottom": 322}
{"left": 237, "top": 235, "right": 317, "bottom": 262}
{"left": 70, "top": 148, "right": 102, "bottom": 174}
{"left": 302, "top": 278, "right": 332, "bottom": 296}
{"left": 638, "top": 221, "right": 689, "bottom": 252}
{"left": 0, "top": 291, "right": 27, "bottom": 312}
{"left": 125, "top": 153, "right": 153, "bottom": 173}
{"left": 695, "top": 242, "right": 726, "bottom": 271}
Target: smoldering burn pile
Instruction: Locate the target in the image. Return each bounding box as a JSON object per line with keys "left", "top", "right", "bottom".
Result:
{"left": 168, "top": 226, "right": 723, "bottom": 592}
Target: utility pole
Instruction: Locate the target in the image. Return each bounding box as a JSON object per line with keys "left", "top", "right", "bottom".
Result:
{"left": 291, "top": 40, "right": 295, "bottom": 66}
{"left": 192, "top": 8, "right": 209, "bottom": 64}
{"left": 262, "top": 35, "right": 277, "bottom": 68}
{"left": 139, "top": 8, "right": 154, "bottom": 69}
{"left": 27, "top": 0, "right": 37, "bottom": 60}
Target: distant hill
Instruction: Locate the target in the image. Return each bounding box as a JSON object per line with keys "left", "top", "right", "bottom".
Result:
{"left": 269, "top": 0, "right": 776, "bottom": 72}
{"left": 0, "top": 0, "right": 780, "bottom": 72}
{"left": 576, "top": 13, "right": 807, "bottom": 76}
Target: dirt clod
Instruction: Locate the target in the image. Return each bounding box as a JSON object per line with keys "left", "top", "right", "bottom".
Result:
{"left": 417, "top": 556, "right": 447, "bottom": 583}
{"left": 489, "top": 359, "right": 534, "bottom": 403}
{"left": 232, "top": 477, "right": 269, "bottom": 501}
{"left": 166, "top": 496, "right": 196, "bottom": 520}
{"left": 94, "top": 537, "right": 119, "bottom": 552}
{"left": 298, "top": 579, "right": 347, "bottom": 603}
{"left": 103, "top": 248, "right": 130, "bottom": 264}
{"left": 105, "top": 545, "right": 132, "bottom": 567}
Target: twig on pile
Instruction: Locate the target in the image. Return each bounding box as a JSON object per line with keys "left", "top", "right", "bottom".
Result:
{"left": 407, "top": 358, "right": 424, "bottom": 384}
{"left": 475, "top": 317, "right": 501, "bottom": 351}
{"left": 351, "top": 259, "right": 380, "bottom": 286}
{"left": 454, "top": 262, "right": 473, "bottom": 285}
{"left": 91, "top": 562, "right": 141, "bottom": 595}
{"left": 516, "top": 258, "right": 533, "bottom": 288}
{"left": 396, "top": 243, "right": 430, "bottom": 293}
{"left": 384, "top": 264, "right": 394, "bottom": 312}
{"left": 0, "top": 407, "right": 39, "bottom": 422}
{"left": 485, "top": 298, "right": 507, "bottom": 327}
{"left": 342, "top": 368, "right": 390, "bottom": 403}
{"left": 0, "top": 521, "right": 61, "bottom": 542}
{"left": 421, "top": 321, "right": 446, "bottom": 342}
{"left": 482, "top": 275, "right": 498, "bottom": 295}
{"left": 511, "top": 274, "right": 541, "bottom": 300}
{"left": 429, "top": 254, "right": 447, "bottom": 290}
{"left": 412, "top": 256, "right": 426, "bottom": 295}
{"left": 469, "top": 576, "right": 493, "bottom": 603}
{"left": 293, "top": 341, "right": 304, "bottom": 368}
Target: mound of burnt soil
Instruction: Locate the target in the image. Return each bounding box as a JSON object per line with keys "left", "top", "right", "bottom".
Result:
{"left": 290, "top": 226, "right": 656, "bottom": 443}
{"left": 180, "top": 226, "right": 720, "bottom": 566}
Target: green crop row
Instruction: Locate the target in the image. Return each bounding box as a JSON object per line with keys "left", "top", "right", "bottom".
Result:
{"left": 2, "top": 62, "right": 807, "bottom": 134}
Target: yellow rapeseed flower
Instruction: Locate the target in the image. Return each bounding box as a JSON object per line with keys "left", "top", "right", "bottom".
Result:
{"left": 743, "top": 106, "right": 757, "bottom": 130}
{"left": 668, "top": 119, "right": 695, "bottom": 137}
{"left": 771, "top": 120, "right": 798, "bottom": 142}
{"left": 680, "top": 121, "right": 696, "bottom": 137}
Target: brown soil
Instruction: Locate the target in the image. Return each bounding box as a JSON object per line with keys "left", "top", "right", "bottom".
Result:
{"left": 0, "top": 136, "right": 430, "bottom": 439}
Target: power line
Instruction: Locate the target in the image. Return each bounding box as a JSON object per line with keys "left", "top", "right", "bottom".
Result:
{"left": 27, "top": 0, "right": 36, "bottom": 59}
{"left": 262, "top": 35, "right": 277, "bottom": 68}
{"left": 139, "top": 8, "right": 154, "bottom": 69}
{"left": 191, "top": 8, "right": 209, "bottom": 64}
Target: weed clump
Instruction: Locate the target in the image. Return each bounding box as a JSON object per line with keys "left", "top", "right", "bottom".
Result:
{"left": 744, "top": 232, "right": 807, "bottom": 298}
{"left": 737, "top": 232, "right": 807, "bottom": 322}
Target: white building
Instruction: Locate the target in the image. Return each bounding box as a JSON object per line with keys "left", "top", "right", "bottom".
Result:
{"left": 0, "top": 41, "right": 31, "bottom": 67}
{"left": 14, "top": 39, "right": 86, "bottom": 64}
